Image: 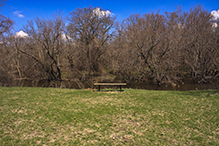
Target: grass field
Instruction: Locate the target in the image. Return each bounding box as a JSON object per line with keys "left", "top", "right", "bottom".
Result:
{"left": 0, "top": 87, "right": 219, "bottom": 145}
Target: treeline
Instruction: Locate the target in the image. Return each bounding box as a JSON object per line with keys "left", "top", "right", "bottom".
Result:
{"left": 0, "top": 5, "right": 219, "bottom": 86}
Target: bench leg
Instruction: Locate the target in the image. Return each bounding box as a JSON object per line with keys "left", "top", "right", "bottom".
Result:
{"left": 120, "top": 85, "right": 122, "bottom": 92}
{"left": 98, "top": 85, "right": 100, "bottom": 91}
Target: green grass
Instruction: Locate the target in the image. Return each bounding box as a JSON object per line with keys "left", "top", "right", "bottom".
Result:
{"left": 0, "top": 87, "right": 219, "bottom": 145}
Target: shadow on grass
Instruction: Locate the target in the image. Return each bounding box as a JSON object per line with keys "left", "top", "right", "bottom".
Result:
{"left": 95, "top": 89, "right": 125, "bottom": 92}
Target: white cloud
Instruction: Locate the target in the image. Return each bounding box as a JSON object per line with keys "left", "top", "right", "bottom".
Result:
{"left": 61, "top": 34, "right": 71, "bottom": 41}
{"left": 212, "top": 22, "right": 218, "bottom": 28}
{"left": 93, "top": 8, "right": 112, "bottom": 17}
{"left": 15, "top": 30, "right": 28, "bottom": 38}
{"left": 211, "top": 10, "right": 219, "bottom": 20}
{"left": 211, "top": 10, "right": 219, "bottom": 28}
{"left": 13, "top": 11, "right": 25, "bottom": 18}
{"left": 18, "top": 14, "right": 24, "bottom": 18}
{"left": 177, "top": 23, "right": 185, "bottom": 29}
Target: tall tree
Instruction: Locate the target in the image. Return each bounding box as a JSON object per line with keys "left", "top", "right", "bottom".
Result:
{"left": 0, "top": 0, "right": 13, "bottom": 35}
{"left": 66, "top": 6, "right": 116, "bottom": 75}
{"left": 124, "top": 12, "right": 175, "bottom": 84}
{"left": 180, "top": 5, "right": 218, "bottom": 82}
{"left": 18, "top": 14, "right": 65, "bottom": 81}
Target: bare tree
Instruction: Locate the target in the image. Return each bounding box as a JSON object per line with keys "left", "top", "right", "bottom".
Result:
{"left": 66, "top": 6, "right": 116, "bottom": 76}
{"left": 0, "top": 0, "right": 15, "bottom": 86}
{"left": 0, "top": 0, "right": 13, "bottom": 34}
{"left": 18, "top": 13, "right": 65, "bottom": 81}
{"left": 179, "top": 5, "right": 218, "bottom": 83}
{"left": 112, "top": 5, "right": 219, "bottom": 85}
{"left": 1, "top": 4, "right": 218, "bottom": 87}
{"left": 0, "top": 15, "right": 13, "bottom": 35}
{"left": 123, "top": 12, "right": 176, "bottom": 85}
{"left": 0, "top": 0, "right": 6, "bottom": 8}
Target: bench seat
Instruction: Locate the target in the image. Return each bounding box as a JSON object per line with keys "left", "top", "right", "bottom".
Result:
{"left": 94, "top": 83, "right": 126, "bottom": 91}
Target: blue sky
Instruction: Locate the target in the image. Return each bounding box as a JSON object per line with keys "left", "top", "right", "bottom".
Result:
{"left": 1, "top": 0, "right": 219, "bottom": 31}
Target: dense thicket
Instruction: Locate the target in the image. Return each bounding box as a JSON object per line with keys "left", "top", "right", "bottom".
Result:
{"left": 0, "top": 5, "right": 219, "bottom": 86}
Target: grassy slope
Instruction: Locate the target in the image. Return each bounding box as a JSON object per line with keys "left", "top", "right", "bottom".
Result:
{"left": 0, "top": 87, "right": 219, "bottom": 145}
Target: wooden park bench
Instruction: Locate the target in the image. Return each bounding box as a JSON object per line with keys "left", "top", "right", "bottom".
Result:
{"left": 94, "top": 83, "right": 127, "bottom": 92}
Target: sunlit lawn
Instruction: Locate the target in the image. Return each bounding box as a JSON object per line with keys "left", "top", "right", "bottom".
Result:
{"left": 0, "top": 87, "right": 219, "bottom": 145}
